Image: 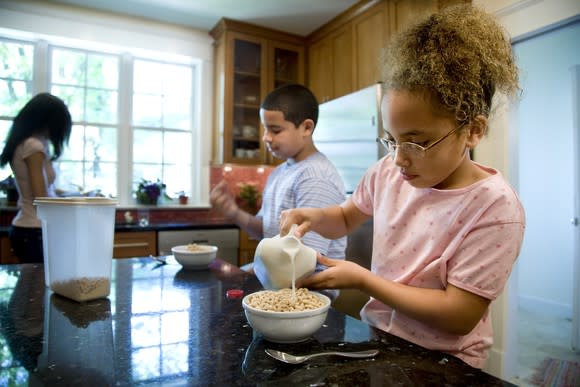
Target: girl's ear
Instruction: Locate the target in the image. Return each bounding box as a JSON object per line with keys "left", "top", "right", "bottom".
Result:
{"left": 465, "top": 115, "right": 487, "bottom": 149}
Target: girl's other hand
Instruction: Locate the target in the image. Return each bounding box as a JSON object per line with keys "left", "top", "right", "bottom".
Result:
{"left": 298, "top": 254, "right": 367, "bottom": 290}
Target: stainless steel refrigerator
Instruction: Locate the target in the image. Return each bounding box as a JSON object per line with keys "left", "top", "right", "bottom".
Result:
{"left": 313, "top": 83, "right": 385, "bottom": 317}
{"left": 314, "top": 82, "right": 385, "bottom": 194}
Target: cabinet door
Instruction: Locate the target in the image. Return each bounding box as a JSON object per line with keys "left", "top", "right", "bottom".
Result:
{"left": 331, "top": 26, "right": 354, "bottom": 99}
{"left": 391, "top": 0, "right": 438, "bottom": 33}
{"left": 113, "top": 231, "right": 157, "bottom": 258}
{"left": 266, "top": 41, "right": 305, "bottom": 165}
{"left": 354, "top": 7, "right": 390, "bottom": 90}
{"left": 0, "top": 236, "right": 19, "bottom": 264}
{"left": 225, "top": 33, "right": 267, "bottom": 164}
{"left": 308, "top": 39, "right": 333, "bottom": 103}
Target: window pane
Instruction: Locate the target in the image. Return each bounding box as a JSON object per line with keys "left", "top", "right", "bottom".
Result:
{"left": 52, "top": 49, "right": 86, "bottom": 86}
{"left": 0, "top": 79, "right": 32, "bottom": 116}
{"left": 87, "top": 54, "right": 118, "bottom": 89}
{"left": 84, "top": 126, "right": 117, "bottom": 162}
{"left": 133, "top": 94, "right": 162, "bottom": 127}
{"left": 0, "top": 41, "right": 33, "bottom": 79}
{"left": 51, "top": 85, "right": 85, "bottom": 122}
{"left": 61, "top": 125, "right": 85, "bottom": 161}
{"left": 163, "top": 132, "right": 191, "bottom": 165}
{"left": 84, "top": 161, "right": 117, "bottom": 196}
{"left": 164, "top": 65, "right": 191, "bottom": 98}
{"left": 86, "top": 89, "right": 118, "bottom": 124}
{"left": 0, "top": 120, "right": 12, "bottom": 180}
{"left": 164, "top": 164, "right": 191, "bottom": 197}
{"left": 163, "top": 97, "right": 190, "bottom": 130}
{"left": 133, "top": 61, "right": 162, "bottom": 94}
{"left": 133, "top": 129, "right": 163, "bottom": 163}
{"left": 55, "top": 160, "right": 85, "bottom": 192}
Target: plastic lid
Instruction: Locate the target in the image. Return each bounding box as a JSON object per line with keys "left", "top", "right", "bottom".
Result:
{"left": 33, "top": 197, "right": 117, "bottom": 206}
{"left": 226, "top": 289, "right": 244, "bottom": 299}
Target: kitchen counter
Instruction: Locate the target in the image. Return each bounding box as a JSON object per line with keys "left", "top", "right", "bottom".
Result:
{"left": 0, "top": 258, "right": 514, "bottom": 386}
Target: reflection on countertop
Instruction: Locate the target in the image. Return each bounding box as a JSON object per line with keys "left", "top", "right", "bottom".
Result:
{"left": 0, "top": 258, "right": 515, "bottom": 386}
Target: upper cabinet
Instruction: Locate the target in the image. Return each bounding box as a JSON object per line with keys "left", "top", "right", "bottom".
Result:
{"left": 210, "top": 19, "right": 305, "bottom": 165}
{"left": 307, "top": 0, "right": 469, "bottom": 103}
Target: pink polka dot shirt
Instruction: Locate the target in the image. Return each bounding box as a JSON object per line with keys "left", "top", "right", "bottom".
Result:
{"left": 351, "top": 157, "right": 525, "bottom": 368}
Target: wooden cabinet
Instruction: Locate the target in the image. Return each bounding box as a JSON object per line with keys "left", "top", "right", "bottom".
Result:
{"left": 307, "top": 0, "right": 469, "bottom": 102}
{"left": 0, "top": 236, "right": 18, "bottom": 264}
{"left": 238, "top": 230, "right": 258, "bottom": 267}
{"left": 113, "top": 231, "right": 157, "bottom": 258}
{"left": 307, "top": 1, "right": 390, "bottom": 102}
{"left": 210, "top": 18, "right": 305, "bottom": 165}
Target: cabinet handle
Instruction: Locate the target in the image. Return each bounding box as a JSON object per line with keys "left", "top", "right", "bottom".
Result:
{"left": 114, "top": 242, "right": 149, "bottom": 248}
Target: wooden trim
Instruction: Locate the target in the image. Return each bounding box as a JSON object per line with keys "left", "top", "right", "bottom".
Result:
{"left": 306, "top": 0, "right": 385, "bottom": 44}
{"left": 210, "top": 18, "right": 305, "bottom": 45}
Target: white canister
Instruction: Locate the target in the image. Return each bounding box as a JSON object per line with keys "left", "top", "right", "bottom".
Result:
{"left": 34, "top": 197, "right": 117, "bottom": 301}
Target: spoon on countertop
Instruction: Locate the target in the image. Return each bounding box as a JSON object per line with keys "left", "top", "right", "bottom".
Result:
{"left": 265, "top": 348, "right": 379, "bottom": 364}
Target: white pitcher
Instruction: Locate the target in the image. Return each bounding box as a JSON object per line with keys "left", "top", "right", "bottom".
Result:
{"left": 253, "top": 225, "right": 317, "bottom": 289}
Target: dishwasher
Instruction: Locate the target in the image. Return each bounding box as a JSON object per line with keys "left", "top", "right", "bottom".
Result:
{"left": 158, "top": 228, "right": 240, "bottom": 266}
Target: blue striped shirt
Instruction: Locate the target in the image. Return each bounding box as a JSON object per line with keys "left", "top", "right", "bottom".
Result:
{"left": 257, "top": 152, "right": 347, "bottom": 260}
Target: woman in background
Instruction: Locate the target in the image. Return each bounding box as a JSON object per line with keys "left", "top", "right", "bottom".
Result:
{"left": 0, "top": 93, "right": 72, "bottom": 263}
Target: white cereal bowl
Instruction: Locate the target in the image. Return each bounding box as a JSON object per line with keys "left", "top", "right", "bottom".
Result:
{"left": 242, "top": 291, "right": 331, "bottom": 343}
{"left": 171, "top": 245, "right": 218, "bottom": 269}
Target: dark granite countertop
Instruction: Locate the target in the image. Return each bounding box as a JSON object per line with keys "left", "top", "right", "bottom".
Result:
{"left": 0, "top": 258, "right": 514, "bottom": 386}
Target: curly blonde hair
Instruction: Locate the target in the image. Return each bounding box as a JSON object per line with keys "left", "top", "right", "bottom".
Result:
{"left": 382, "top": 5, "right": 519, "bottom": 125}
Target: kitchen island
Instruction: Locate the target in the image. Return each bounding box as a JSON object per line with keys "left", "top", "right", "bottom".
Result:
{"left": 0, "top": 257, "right": 514, "bottom": 386}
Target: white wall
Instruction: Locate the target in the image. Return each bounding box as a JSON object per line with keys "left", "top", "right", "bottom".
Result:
{"left": 0, "top": 0, "right": 215, "bottom": 205}
{"left": 474, "top": 0, "right": 580, "bottom": 380}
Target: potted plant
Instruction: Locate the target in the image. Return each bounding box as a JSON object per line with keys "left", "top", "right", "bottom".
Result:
{"left": 135, "top": 178, "right": 165, "bottom": 205}
{"left": 237, "top": 182, "right": 261, "bottom": 214}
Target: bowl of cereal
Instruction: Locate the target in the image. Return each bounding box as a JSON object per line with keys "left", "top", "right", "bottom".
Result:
{"left": 242, "top": 288, "right": 331, "bottom": 343}
{"left": 171, "top": 244, "right": 218, "bottom": 269}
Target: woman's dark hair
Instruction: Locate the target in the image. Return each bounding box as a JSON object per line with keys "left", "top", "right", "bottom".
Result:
{"left": 0, "top": 93, "right": 72, "bottom": 167}
{"left": 261, "top": 83, "right": 319, "bottom": 128}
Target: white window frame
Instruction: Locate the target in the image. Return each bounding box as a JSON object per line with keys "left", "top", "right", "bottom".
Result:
{"left": 0, "top": 0, "right": 214, "bottom": 207}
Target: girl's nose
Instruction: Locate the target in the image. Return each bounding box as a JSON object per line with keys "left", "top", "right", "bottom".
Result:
{"left": 393, "top": 148, "right": 410, "bottom": 168}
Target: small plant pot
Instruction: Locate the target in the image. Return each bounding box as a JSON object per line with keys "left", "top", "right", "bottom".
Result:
{"left": 179, "top": 195, "right": 189, "bottom": 205}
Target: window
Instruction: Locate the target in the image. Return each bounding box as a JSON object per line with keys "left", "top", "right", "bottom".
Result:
{"left": 51, "top": 47, "right": 119, "bottom": 196}
{"left": 132, "top": 60, "right": 192, "bottom": 198}
{"left": 0, "top": 39, "right": 34, "bottom": 184}
{"left": 0, "top": 36, "right": 198, "bottom": 205}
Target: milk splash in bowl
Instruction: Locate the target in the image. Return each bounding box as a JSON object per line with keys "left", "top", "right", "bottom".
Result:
{"left": 253, "top": 224, "right": 317, "bottom": 294}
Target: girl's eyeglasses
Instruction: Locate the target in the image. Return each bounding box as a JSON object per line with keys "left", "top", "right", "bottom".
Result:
{"left": 376, "top": 124, "right": 465, "bottom": 159}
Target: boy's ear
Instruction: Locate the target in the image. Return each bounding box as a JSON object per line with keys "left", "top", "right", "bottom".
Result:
{"left": 302, "top": 119, "right": 315, "bottom": 135}
{"left": 465, "top": 115, "right": 487, "bottom": 149}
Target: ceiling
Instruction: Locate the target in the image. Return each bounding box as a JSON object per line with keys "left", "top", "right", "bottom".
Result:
{"left": 45, "top": 0, "right": 360, "bottom": 36}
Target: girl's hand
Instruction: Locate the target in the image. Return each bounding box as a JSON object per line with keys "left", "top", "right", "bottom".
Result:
{"left": 298, "top": 254, "right": 368, "bottom": 290}
{"left": 279, "top": 208, "right": 314, "bottom": 238}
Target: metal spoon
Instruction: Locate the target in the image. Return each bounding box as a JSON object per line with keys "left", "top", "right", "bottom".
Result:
{"left": 265, "top": 348, "right": 379, "bottom": 364}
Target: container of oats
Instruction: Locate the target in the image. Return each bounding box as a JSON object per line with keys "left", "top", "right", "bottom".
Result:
{"left": 34, "top": 197, "right": 117, "bottom": 302}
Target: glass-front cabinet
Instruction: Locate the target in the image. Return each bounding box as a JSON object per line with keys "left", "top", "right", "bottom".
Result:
{"left": 211, "top": 19, "right": 304, "bottom": 165}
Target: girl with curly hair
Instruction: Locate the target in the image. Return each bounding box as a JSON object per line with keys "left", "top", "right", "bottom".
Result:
{"left": 279, "top": 5, "right": 525, "bottom": 368}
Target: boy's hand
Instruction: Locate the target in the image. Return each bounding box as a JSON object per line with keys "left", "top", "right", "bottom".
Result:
{"left": 210, "top": 180, "right": 238, "bottom": 220}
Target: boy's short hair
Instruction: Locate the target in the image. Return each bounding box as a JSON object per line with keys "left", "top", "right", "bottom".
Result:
{"left": 261, "top": 83, "right": 319, "bottom": 128}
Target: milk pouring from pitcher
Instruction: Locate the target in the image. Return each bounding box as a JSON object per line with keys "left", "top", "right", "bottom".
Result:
{"left": 253, "top": 225, "right": 317, "bottom": 289}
